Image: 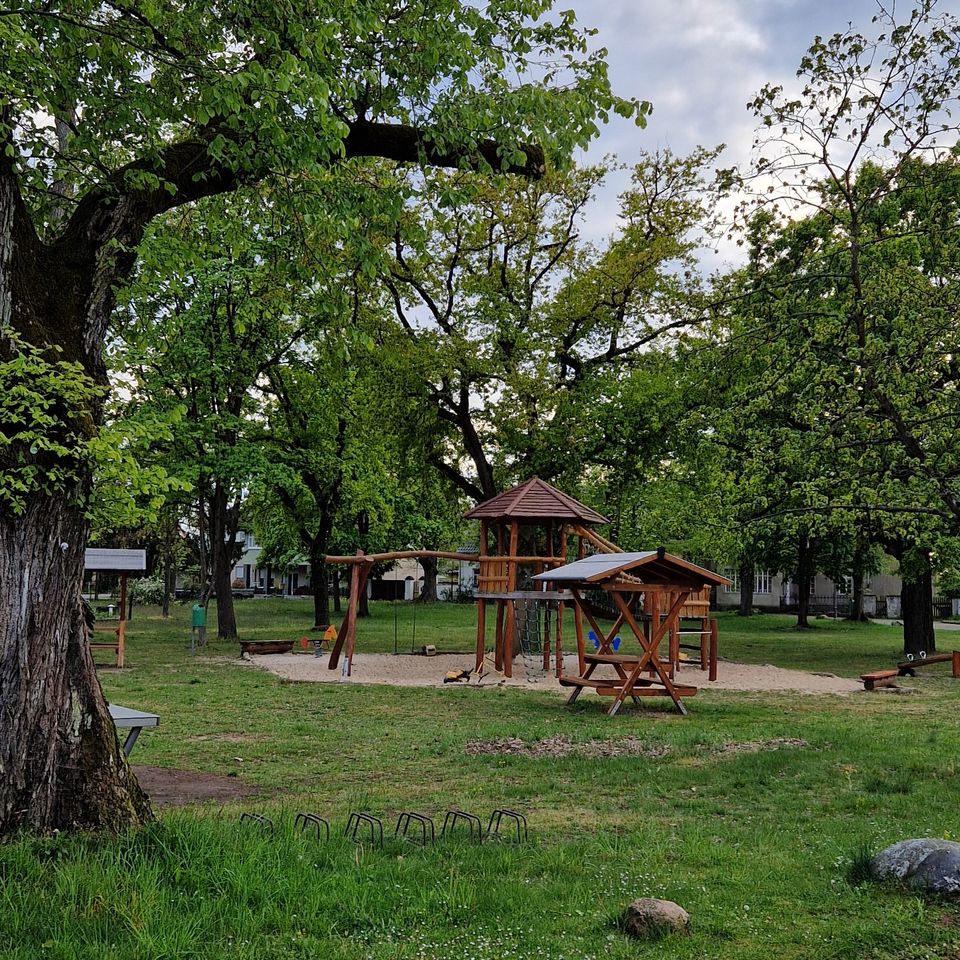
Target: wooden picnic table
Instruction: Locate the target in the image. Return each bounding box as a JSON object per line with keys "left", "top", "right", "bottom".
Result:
{"left": 108, "top": 703, "right": 159, "bottom": 756}
{"left": 533, "top": 550, "right": 730, "bottom": 717}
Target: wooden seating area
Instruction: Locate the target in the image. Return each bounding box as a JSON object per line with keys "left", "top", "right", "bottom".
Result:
{"left": 535, "top": 550, "right": 730, "bottom": 716}
{"left": 84, "top": 548, "right": 146, "bottom": 669}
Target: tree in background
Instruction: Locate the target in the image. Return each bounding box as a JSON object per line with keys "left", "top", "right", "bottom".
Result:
{"left": 381, "top": 149, "right": 718, "bottom": 502}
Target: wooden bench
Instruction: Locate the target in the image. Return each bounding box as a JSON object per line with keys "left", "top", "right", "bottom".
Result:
{"left": 91, "top": 623, "right": 125, "bottom": 668}
{"left": 861, "top": 669, "right": 898, "bottom": 690}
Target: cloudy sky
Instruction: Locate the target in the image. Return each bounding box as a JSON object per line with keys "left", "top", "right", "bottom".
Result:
{"left": 561, "top": 0, "right": 960, "bottom": 258}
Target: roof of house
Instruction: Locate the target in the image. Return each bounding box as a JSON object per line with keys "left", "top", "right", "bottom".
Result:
{"left": 463, "top": 477, "right": 608, "bottom": 524}
{"left": 84, "top": 548, "right": 147, "bottom": 572}
{"left": 532, "top": 550, "right": 730, "bottom": 587}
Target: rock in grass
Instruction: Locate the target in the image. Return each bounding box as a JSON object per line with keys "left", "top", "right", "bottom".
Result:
{"left": 871, "top": 839, "right": 960, "bottom": 897}
{"left": 622, "top": 898, "right": 689, "bottom": 938}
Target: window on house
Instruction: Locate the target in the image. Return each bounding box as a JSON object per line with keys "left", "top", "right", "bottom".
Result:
{"left": 724, "top": 569, "right": 772, "bottom": 594}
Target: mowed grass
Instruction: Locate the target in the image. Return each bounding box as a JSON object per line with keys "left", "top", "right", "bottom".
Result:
{"left": 3, "top": 599, "right": 960, "bottom": 959}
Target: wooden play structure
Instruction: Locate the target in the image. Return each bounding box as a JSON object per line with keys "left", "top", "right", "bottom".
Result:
{"left": 324, "top": 478, "right": 727, "bottom": 702}
{"left": 465, "top": 476, "right": 612, "bottom": 679}
{"left": 84, "top": 548, "right": 146, "bottom": 668}
{"left": 533, "top": 551, "right": 730, "bottom": 716}
{"left": 861, "top": 651, "right": 960, "bottom": 690}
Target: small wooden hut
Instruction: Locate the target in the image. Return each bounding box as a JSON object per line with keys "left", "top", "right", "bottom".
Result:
{"left": 533, "top": 550, "right": 730, "bottom": 716}
{"left": 465, "top": 477, "right": 610, "bottom": 678}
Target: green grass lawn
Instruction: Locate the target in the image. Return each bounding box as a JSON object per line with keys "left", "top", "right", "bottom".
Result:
{"left": 2, "top": 600, "right": 960, "bottom": 959}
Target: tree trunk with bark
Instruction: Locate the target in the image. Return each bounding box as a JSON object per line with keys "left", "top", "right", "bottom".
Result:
{"left": 418, "top": 556, "right": 439, "bottom": 603}
{"left": 207, "top": 482, "right": 241, "bottom": 640}
{"left": 901, "top": 557, "right": 936, "bottom": 658}
{"left": 737, "top": 556, "right": 754, "bottom": 617}
{"left": 795, "top": 535, "right": 815, "bottom": 629}
{"left": 0, "top": 495, "right": 152, "bottom": 833}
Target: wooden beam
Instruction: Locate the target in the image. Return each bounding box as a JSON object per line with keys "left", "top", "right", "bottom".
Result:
{"left": 572, "top": 524, "right": 623, "bottom": 554}
{"left": 504, "top": 520, "right": 519, "bottom": 678}
{"left": 328, "top": 550, "right": 363, "bottom": 670}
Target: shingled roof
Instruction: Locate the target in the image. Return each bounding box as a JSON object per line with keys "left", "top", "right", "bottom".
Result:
{"left": 464, "top": 477, "right": 608, "bottom": 524}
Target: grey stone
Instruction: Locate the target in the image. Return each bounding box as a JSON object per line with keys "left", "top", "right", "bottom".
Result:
{"left": 871, "top": 839, "right": 960, "bottom": 897}
{"left": 622, "top": 898, "right": 690, "bottom": 938}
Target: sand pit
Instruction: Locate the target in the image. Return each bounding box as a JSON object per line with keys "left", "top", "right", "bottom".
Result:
{"left": 244, "top": 651, "right": 860, "bottom": 696}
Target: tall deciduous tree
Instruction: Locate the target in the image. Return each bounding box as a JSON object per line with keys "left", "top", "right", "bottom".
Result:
{"left": 0, "top": 2, "right": 643, "bottom": 834}
{"left": 382, "top": 148, "right": 717, "bottom": 501}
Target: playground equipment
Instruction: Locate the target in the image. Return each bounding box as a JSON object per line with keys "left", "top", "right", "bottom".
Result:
{"left": 84, "top": 548, "right": 146, "bottom": 668}
{"left": 861, "top": 651, "right": 960, "bottom": 690}
{"left": 534, "top": 550, "right": 730, "bottom": 716}
{"left": 323, "top": 477, "right": 728, "bottom": 687}
{"left": 465, "top": 476, "right": 610, "bottom": 679}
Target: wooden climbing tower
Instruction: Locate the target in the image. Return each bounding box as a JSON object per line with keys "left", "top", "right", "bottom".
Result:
{"left": 465, "top": 477, "right": 610, "bottom": 679}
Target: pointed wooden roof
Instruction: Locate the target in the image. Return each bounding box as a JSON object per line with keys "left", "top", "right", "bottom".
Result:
{"left": 464, "top": 477, "right": 608, "bottom": 524}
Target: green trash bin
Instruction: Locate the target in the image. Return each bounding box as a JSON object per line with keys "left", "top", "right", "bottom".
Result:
{"left": 190, "top": 603, "right": 207, "bottom": 652}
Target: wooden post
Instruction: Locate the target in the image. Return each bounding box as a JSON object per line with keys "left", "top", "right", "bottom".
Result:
{"left": 647, "top": 590, "right": 660, "bottom": 677}
{"left": 954, "top": 649, "right": 960, "bottom": 679}
{"left": 328, "top": 549, "right": 363, "bottom": 670}
{"left": 542, "top": 591, "right": 551, "bottom": 671}
{"left": 556, "top": 600, "right": 564, "bottom": 677}
{"left": 709, "top": 619, "right": 719, "bottom": 682}
{"left": 476, "top": 520, "right": 489, "bottom": 673}
{"left": 669, "top": 591, "right": 679, "bottom": 678}
{"left": 504, "top": 520, "right": 519, "bottom": 678}
{"left": 494, "top": 601, "right": 505, "bottom": 671}
{"left": 343, "top": 561, "right": 373, "bottom": 676}
{"left": 117, "top": 573, "right": 127, "bottom": 668}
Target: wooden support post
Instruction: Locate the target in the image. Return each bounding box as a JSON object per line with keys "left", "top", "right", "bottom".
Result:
{"left": 709, "top": 618, "right": 719, "bottom": 682}
{"left": 328, "top": 549, "right": 363, "bottom": 670}
{"left": 573, "top": 595, "right": 586, "bottom": 675}
{"left": 494, "top": 600, "right": 505, "bottom": 671}
{"left": 117, "top": 573, "right": 127, "bottom": 668}
{"left": 343, "top": 561, "right": 374, "bottom": 676}
{"left": 669, "top": 591, "right": 679, "bottom": 678}
{"left": 556, "top": 601, "right": 564, "bottom": 677}
{"left": 504, "top": 520, "right": 519, "bottom": 678}
{"left": 954, "top": 650, "right": 960, "bottom": 678}
{"left": 647, "top": 590, "right": 660, "bottom": 677}
{"left": 476, "top": 521, "right": 489, "bottom": 673}
{"left": 542, "top": 594, "right": 551, "bottom": 671}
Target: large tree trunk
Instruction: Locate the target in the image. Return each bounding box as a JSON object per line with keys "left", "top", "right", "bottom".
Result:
{"left": 0, "top": 164, "right": 155, "bottom": 834}
{"left": 208, "top": 482, "right": 240, "bottom": 640}
{"left": 311, "top": 551, "right": 330, "bottom": 629}
{"left": 0, "top": 490, "right": 152, "bottom": 834}
{"left": 418, "top": 556, "right": 439, "bottom": 603}
{"left": 901, "top": 556, "right": 936, "bottom": 658}
{"left": 737, "top": 556, "right": 754, "bottom": 617}
{"left": 795, "top": 535, "right": 815, "bottom": 629}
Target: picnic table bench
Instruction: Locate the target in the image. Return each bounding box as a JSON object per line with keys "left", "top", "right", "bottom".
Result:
{"left": 108, "top": 704, "right": 159, "bottom": 756}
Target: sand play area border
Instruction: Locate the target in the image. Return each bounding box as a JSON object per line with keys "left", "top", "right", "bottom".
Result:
{"left": 244, "top": 651, "right": 861, "bottom": 696}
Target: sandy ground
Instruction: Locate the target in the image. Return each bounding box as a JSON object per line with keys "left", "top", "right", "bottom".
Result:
{"left": 245, "top": 651, "right": 861, "bottom": 696}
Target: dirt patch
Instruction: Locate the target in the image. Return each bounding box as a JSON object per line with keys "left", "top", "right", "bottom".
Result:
{"left": 465, "top": 735, "right": 670, "bottom": 760}
{"left": 133, "top": 765, "right": 259, "bottom": 808}
{"left": 711, "top": 737, "right": 809, "bottom": 757}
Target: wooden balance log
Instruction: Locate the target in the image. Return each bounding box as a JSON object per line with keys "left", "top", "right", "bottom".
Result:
{"left": 239, "top": 640, "right": 294, "bottom": 656}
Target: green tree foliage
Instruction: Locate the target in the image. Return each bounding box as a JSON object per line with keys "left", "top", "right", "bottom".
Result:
{"left": 380, "top": 148, "right": 719, "bottom": 502}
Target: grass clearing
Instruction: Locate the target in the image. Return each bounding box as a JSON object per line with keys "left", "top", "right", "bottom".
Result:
{"left": 3, "top": 600, "right": 960, "bottom": 958}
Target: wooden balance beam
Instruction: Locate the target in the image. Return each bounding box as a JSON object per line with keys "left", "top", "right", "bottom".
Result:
{"left": 896, "top": 651, "right": 960, "bottom": 677}
{"left": 861, "top": 651, "right": 960, "bottom": 689}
